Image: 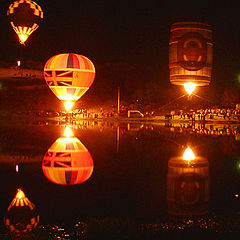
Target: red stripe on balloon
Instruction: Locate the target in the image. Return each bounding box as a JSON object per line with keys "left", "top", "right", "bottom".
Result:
{"left": 72, "top": 54, "right": 80, "bottom": 68}
{"left": 81, "top": 56, "right": 90, "bottom": 70}
{"left": 71, "top": 170, "right": 78, "bottom": 183}
{"left": 81, "top": 169, "right": 92, "bottom": 183}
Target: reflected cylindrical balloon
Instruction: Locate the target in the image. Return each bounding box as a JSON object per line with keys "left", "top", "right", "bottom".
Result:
{"left": 167, "top": 149, "right": 209, "bottom": 216}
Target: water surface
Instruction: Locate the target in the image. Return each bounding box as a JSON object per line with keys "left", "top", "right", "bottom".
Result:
{"left": 0, "top": 120, "right": 240, "bottom": 237}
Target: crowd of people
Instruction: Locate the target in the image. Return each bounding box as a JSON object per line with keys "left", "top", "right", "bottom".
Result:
{"left": 167, "top": 108, "right": 240, "bottom": 122}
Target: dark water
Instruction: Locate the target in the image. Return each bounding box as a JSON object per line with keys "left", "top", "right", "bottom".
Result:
{"left": 0, "top": 120, "right": 240, "bottom": 238}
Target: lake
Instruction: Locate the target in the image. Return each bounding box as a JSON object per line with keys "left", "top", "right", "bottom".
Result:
{"left": 0, "top": 120, "right": 240, "bottom": 238}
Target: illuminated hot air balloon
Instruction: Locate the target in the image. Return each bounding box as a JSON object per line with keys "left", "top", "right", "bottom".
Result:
{"left": 169, "top": 22, "right": 213, "bottom": 95}
{"left": 42, "top": 127, "right": 94, "bottom": 185}
{"left": 166, "top": 147, "right": 209, "bottom": 216}
{"left": 4, "top": 189, "right": 39, "bottom": 237}
{"left": 44, "top": 53, "right": 95, "bottom": 111}
{"left": 7, "top": 0, "right": 43, "bottom": 45}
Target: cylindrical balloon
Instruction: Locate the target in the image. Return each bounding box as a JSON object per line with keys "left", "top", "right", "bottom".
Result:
{"left": 166, "top": 155, "right": 209, "bottom": 216}
{"left": 7, "top": 0, "right": 43, "bottom": 45}
{"left": 169, "top": 22, "right": 213, "bottom": 86}
{"left": 4, "top": 189, "right": 39, "bottom": 236}
{"left": 42, "top": 136, "right": 94, "bottom": 185}
{"left": 44, "top": 53, "right": 95, "bottom": 102}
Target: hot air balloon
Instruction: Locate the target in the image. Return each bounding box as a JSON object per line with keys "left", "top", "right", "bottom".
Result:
{"left": 166, "top": 147, "right": 209, "bottom": 216}
{"left": 169, "top": 22, "right": 213, "bottom": 95}
{"left": 4, "top": 189, "right": 39, "bottom": 237}
{"left": 44, "top": 53, "right": 95, "bottom": 111}
{"left": 7, "top": 0, "right": 43, "bottom": 45}
{"left": 42, "top": 127, "right": 94, "bottom": 185}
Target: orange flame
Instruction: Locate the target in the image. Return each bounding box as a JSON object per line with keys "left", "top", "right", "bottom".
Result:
{"left": 183, "top": 147, "right": 195, "bottom": 161}
{"left": 64, "top": 100, "right": 74, "bottom": 112}
{"left": 64, "top": 126, "right": 74, "bottom": 138}
{"left": 15, "top": 189, "right": 25, "bottom": 199}
{"left": 184, "top": 83, "right": 196, "bottom": 95}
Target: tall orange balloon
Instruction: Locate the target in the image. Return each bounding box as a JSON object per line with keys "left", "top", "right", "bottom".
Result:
{"left": 44, "top": 53, "right": 95, "bottom": 104}
{"left": 42, "top": 133, "right": 94, "bottom": 185}
{"left": 169, "top": 22, "right": 213, "bottom": 94}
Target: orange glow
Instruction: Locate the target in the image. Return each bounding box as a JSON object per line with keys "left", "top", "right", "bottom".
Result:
{"left": 56, "top": 137, "right": 80, "bottom": 143}
{"left": 184, "top": 83, "right": 196, "bottom": 95}
{"left": 15, "top": 189, "right": 25, "bottom": 200}
{"left": 182, "top": 147, "right": 195, "bottom": 161}
{"left": 17, "top": 60, "right": 21, "bottom": 67}
{"left": 18, "top": 33, "right": 28, "bottom": 44}
{"left": 64, "top": 100, "right": 74, "bottom": 112}
{"left": 64, "top": 126, "right": 74, "bottom": 138}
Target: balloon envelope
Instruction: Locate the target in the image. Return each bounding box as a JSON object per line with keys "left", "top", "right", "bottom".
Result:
{"left": 169, "top": 22, "right": 213, "bottom": 87}
{"left": 7, "top": 0, "right": 43, "bottom": 44}
{"left": 44, "top": 53, "right": 95, "bottom": 102}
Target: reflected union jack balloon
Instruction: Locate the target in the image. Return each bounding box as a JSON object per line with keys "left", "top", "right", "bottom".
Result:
{"left": 42, "top": 135, "right": 94, "bottom": 185}
{"left": 44, "top": 53, "right": 95, "bottom": 104}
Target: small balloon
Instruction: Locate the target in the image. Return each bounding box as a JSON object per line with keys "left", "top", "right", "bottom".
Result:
{"left": 4, "top": 189, "right": 39, "bottom": 235}
{"left": 7, "top": 0, "right": 43, "bottom": 45}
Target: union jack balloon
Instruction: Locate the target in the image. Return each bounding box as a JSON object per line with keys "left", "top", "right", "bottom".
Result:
{"left": 44, "top": 53, "right": 95, "bottom": 106}
{"left": 7, "top": 0, "right": 43, "bottom": 45}
{"left": 42, "top": 135, "right": 94, "bottom": 185}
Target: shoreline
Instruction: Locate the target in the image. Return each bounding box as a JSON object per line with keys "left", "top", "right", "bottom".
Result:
{"left": 1, "top": 110, "right": 240, "bottom": 125}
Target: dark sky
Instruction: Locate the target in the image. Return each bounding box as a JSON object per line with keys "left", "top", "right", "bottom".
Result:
{"left": 0, "top": 0, "right": 240, "bottom": 87}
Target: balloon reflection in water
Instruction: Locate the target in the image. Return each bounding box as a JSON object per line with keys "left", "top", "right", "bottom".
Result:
{"left": 167, "top": 147, "right": 209, "bottom": 216}
{"left": 42, "top": 127, "right": 93, "bottom": 185}
{"left": 4, "top": 189, "right": 39, "bottom": 236}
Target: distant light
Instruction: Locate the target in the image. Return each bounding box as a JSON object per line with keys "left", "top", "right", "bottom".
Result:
{"left": 64, "top": 126, "right": 73, "bottom": 138}
{"left": 64, "top": 100, "right": 74, "bottom": 112}
{"left": 237, "top": 74, "right": 240, "bottom": 84}
{"left": 235, "top": 194, "right": 239, "bottom": 198}
{"left": 183, "top": 147, "right": 195, "bottom": 161}
{"left": 184, "top": 83, "right": 196, "bottom": 95}
{"left": 17, "top": 60, "right": 21, "bottom": 67}
{"left": 237, "top": 160, "right": 240, "bottom": 170}
{"left": 16, "top": 164, "right": 19, "bottom": 173}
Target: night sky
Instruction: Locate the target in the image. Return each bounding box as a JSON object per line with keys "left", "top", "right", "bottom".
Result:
{"left": 0, "top": 0, "right": 240, "bottom": 106}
